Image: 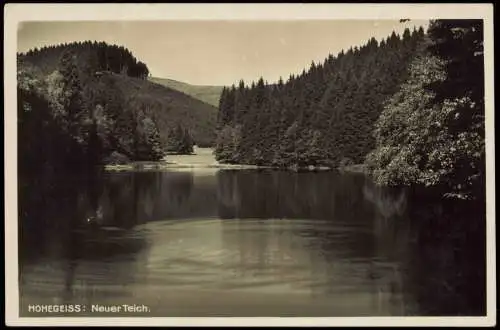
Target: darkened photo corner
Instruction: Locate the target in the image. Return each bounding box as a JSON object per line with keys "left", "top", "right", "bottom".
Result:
{"left": 16, "top": 17, "right": 488, "bottom": 320}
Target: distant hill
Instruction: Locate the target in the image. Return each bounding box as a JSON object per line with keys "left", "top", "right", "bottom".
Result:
{"left": 149, "top": 77, "right": 224, "bottom": 107}
{"left": 105, "top": 73, "right": 218, "bottom": 147}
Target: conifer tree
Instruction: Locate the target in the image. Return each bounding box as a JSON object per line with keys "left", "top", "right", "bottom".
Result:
{"left": 212, "top": 25, "right": 427, "bottom": 168}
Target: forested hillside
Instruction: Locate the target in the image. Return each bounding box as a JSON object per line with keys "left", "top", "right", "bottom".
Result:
{"left": 215, "top": 27, "right": 426, "bottom": 168}
{"left": 97, "top": 72, "right": 217, "bottom": 148}
{"left": 18, "top": 41, "right": 217, "bottom": 175}
{"left": 215, "top": 20, "right": 485, "bottom": 199}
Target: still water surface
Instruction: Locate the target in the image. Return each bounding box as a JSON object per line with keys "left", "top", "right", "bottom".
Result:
{"left": 18, "top": 169, "right": 486, "bottom": 317}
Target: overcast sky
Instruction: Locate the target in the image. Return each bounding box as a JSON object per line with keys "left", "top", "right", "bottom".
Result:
{"left": 18, "top": 20, "right": 429, "bottom": 86}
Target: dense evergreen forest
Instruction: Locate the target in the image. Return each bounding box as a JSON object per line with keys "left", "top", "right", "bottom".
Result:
{"left": 18, "top": 41, "right": 150, "bottom": 79}
{"left": 18, "top": 41, "right": 217, "bottom": 175}
{"left": 215, "top": 27, "right": 426, "bottom": 167}
{"left": 215, "top": 20, "right": 485, "bottom": 199}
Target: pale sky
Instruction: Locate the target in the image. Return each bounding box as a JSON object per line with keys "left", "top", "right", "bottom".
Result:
{"left": 17, "top": 20, "right": 429, "bottom": 86}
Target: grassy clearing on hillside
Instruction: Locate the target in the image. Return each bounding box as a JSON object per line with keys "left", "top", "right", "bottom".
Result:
{"left": 150, "top": 77, "right": 224, "bottom": 107}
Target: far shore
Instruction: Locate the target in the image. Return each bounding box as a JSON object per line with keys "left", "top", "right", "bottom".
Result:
{"left": 104, "top": 162, "right": 335, "bottom": 172}
{"left": 103, "top": 147, "right": 369, "bottom": 174}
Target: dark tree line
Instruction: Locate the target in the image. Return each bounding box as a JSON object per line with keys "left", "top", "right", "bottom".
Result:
{"left": 215, "top": 27, "right": 426, "bottom": 168}
{"left": 18, "top": 41, "right": 150, "bottom": 80}
{"left": 18, "top": 45, "right": 163, "bottom": 177}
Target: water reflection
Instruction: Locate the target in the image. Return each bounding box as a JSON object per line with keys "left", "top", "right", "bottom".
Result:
{"left": 18, "top": 169, "right": 485, "bottom": 316}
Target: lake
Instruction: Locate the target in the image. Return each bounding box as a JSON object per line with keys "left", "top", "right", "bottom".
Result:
{"left": 18, "top": 166, "right": 486, "bottom": 317}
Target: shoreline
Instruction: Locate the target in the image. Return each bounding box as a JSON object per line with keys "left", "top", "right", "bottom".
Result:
{"left": 103, "top": 161, "right": 369, "bottom": 173}
{"left": 103, "top": 148, "right": 369, "bottom": 173}
{"left": 103, "top": 162, "right": 334, "bottom": 172}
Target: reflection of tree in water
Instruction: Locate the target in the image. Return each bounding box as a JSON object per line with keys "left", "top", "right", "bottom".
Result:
{"left": 19, "top": 170, "right": 92, "bottom": 303}
{"left": 362, "top": 182, "right": 408, "bottom": 220}
{"left": 99, "top": 172, "right": 162, "bottom": 227}
{"left": 360, "top": 179, "right": 486, "bottom": 315}
{"left": 400, "top": 194, "right": 486, "bottom": 316}
{"left": 216, "top": 171, "right": 383, "bottom": 267}
{"left": 217, "top": 170, "right": 370, "bottom": 221}
{"left": 216, "top": 170, "right": 242, "bottom": 218}
{"left": 89, "top": 171, "right": 220, "bottom": 225}
{"left": 216, "top": 171, "right": 485, "bottom": 315}
{"left": 216, "top": 171, "right": 376, "bottom": 237}
{"left": 20, "top": 168, "right": 486, "bottom": 315}
{"left": 67, "top": 172, "right": 151, "bottom": 302}
{"left": 162, "top": 172, "right": 194, "bottom": 210}
{"left": 150, "top": 171, "right": 204, "bottom": 220}
{"left": 362, "top": 181, "right": 412, "bottom": 258}
{"left": 19, "top": 170, "right": 97, "bottom": 262}
{"left": 216, "top": 171, "right": 393, "bottom": 300}
{"left": 359, "top": 180, "right": 487, "bottom": 316}
{"left": 19, "top": 169, "right": 150, "bottom": 305}
{"left": 359, "top": 180, "right": 416, "bottom": 314}
{"left": 99, "top": 171, "right": 209, "bottom": 222}
{"left": 103, "top": 173, "right": 140, "bottom": 228}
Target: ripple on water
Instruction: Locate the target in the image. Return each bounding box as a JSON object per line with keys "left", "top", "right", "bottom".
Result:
{"left": 20, "top": 217, "right": 413, "bottom": 316}
{"left": 114, "top": 218, "right": 375, "bottom": 294}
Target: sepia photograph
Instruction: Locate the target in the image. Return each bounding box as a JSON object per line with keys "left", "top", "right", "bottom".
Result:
{"left": 4, "top": 3, "right": 495, "bottom": 327}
